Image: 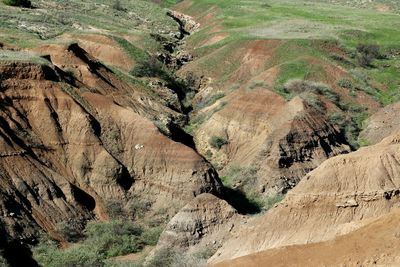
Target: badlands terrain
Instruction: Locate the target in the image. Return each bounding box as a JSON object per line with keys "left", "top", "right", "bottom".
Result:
{"left": 0, "top": 0, "right": 399, "bottom": 266}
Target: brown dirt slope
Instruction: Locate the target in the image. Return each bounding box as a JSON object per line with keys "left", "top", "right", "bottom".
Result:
{"left": 214, "top": 208, "right": 400, "bottom": 267}
{"left": 196, "top": 88, "right": 350, "bottom": 195}
{"left": 209, "top": 133, "right": 400, "bottom": 263}
{"left": 360, "top": 102, "right": 400, "bottom": 145}
{"left": 0, "top": 44, "right": 221, "bottom": 243}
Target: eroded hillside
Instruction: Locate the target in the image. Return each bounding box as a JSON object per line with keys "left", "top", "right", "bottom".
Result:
{"left": 0, "top": 0, "right": 400, "bottom": 266}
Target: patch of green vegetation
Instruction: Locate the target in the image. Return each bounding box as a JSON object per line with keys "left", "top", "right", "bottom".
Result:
{"left": 357, "top": 137, "right": 370, "bottom": 147}
{"left": 337, "top": 78, "right": 353, "bottom": 89}
{"left": 220, "top": 166, "right": 285, "bottom": 213}
{"left": 0, "top": 0, "right": 177, "bottom": 47}
{"left": 112, "top": 36, "right": 149, "bottom": 63}
{"left": 328, "top": 111, "right": 365, "bottom": 149}
{"left": 33, "top": 220, "right": 163, "bottom": 267}
{"left": 274, "top": 60, "right": 313, "bottom": 88}
{"left": 0, "top": 50, "right": 49, "bottom": 65}
{"left": 208, "top": 135, "right": 228, "bottom": 149}
{"left": 187, "top": 0, "right": 400, "bottom": 113}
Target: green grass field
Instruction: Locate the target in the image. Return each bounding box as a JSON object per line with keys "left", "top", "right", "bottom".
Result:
{"left": 183, "top": 0, "right": 400, "bottom": 105}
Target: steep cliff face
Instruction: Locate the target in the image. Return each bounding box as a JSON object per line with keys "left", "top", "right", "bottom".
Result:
{"left": 0, "top": 45, "right": 221, "bottom": 245}
{"left": 209, "top": 133, "right": 400, "bottom": 263}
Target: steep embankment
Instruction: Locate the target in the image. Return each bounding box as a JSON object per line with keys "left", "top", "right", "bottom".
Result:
{"left": 0, "top": 43, "right": 221, "bottom": 247}
{"left": 214, "top": 208, "right": 400, "bottom": 267}
{"left": 210, "top": 132, "right": 400, "bottom": 263}
{"left": 360, "top": 102, "right": 400, "bottom": 145}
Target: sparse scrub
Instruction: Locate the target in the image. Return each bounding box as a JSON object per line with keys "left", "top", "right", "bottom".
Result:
{"left": 209, "top": 136, "right": 228, "bottom": 149}
{"left": 282, "top": 79, "right": 340, "bottom": 108}
{"left": 337, "top": 78, "right": 353, "bottom": 89}
{"left": 357, "top": 137, "right": 370, "bottom": 147}
{"left": 146, "top": 248, "right": 206, "bottom": 267}
{"left": 130, "top": 57, "right": 166, "bottom": 78}
{"left": 328, "top": 111, "right": 364, "bottom": 149}
{"left": 300, "top": 93, "right": 324, "bottom": 112}
{"left": 247, "top": 80, "right": 266, "bottom": 90}
{"left": 194, "top": 93, "right": 225, "bottom": 110}
{"left": 112, "top": 0, "right": 125, "bottom": 11}
{"left": 105, "top": 200, "right": 125, "bottom": 220}
{"left": 264, "top": 194, "right": 285, "bottom": 210}
{"left": 125, "top": 198, "right": 152, "bottom": 219}
{"left": 356, "top": 44, "right": 384, "bottom": 68}
{"left": 56, "top": 221, "right": 84, "bottom": 243}
{"left": 34, "top": 220, "right": 163, "bottom": 267}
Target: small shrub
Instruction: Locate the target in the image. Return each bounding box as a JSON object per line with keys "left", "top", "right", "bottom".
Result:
{"left": 264, "top": 194, "right": 285, "bottom": 210}
{"left": 126, "top": 198, "right": 152, "bottom": 219}
{"left": 328, "top": 112, "right": 363, "bottom": 149}
{"left": 56, "top": 221, "right": 84, "bottom": 242}
{"left": 112, "top": 0, "right": 125, "bottom": 11}
{"left": 209, "top": 136, "right": 228, "bottom": 149}
{"left": 130, "top": 57, "right": 166, "bottom": 78}
{"left": 356, "top": 44, "right": 381, "bottom": 59}
{"left": 2, "top": 0, "right": 31, "bottom": 7}
{"left": 105, "top": 200, "right": 125, "bottom": 220}
{"left": 337, "top": 78, "right": 353, "bottom": 89}
{"left": 356, "top": 44, "right": 383, "bottom": 68}
{"left": 140, "top": 227, "right": 163, "bottom": 246}
{"left": 33, "top": 235, "right": 104, "bottom": 267}
{"left": 357, "top": 53, "right": 374, "bottom": 68}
